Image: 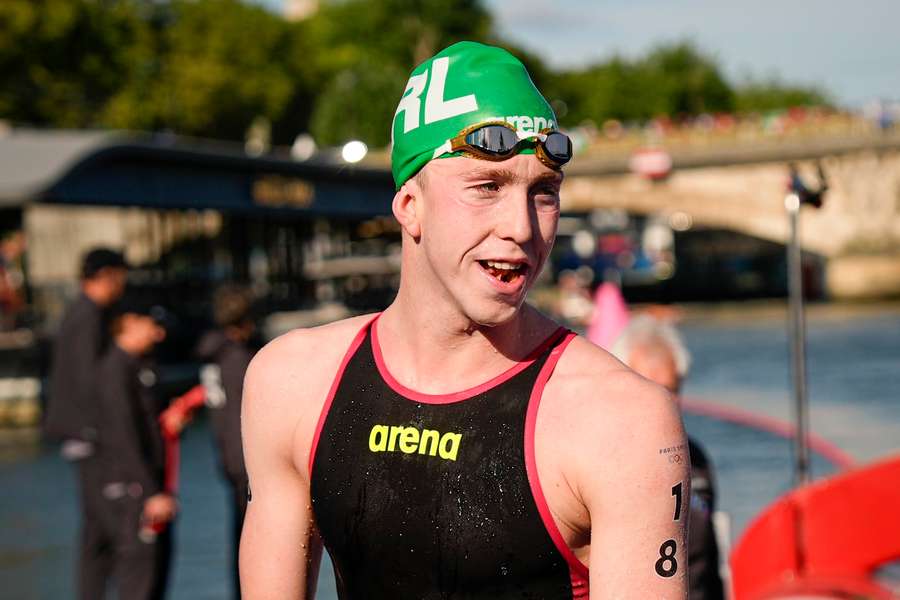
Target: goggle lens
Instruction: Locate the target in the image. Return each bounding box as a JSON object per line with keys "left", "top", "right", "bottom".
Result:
{"left": 464, "top": 125, "right": 519, "bottom": 155}
{"left": 542, "top": 132, "right": 572, "bottom": 163}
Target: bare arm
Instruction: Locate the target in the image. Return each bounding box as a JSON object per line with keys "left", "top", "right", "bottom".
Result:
{"left": 239, "top": 339, "right": 324, "bottom": 599}
{"left": 582, "top": 377, "right": 690, "bottom": 598}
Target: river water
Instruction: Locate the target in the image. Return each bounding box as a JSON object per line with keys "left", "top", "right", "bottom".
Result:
{"left": 1, "top": 303, "right": 898, "bottom": 599}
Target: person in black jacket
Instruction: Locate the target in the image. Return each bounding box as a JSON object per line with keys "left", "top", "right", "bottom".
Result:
{"left": 44, "top": 248, "right": 128, "bottom": 599}
{"left": 195, "top": 285, "right": 256, "bottom": 599}
{"left": 94, "top": 298, "right": 177, "bottom": 600}
{"left": 614, "top": 315, "right": 727, "bottom": 600}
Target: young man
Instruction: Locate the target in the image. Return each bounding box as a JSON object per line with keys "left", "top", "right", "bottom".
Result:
{"left": 94, "top": 298, "right": 176, "bottom": 599}
{"left": 241, "top": 42, "right": 689, "bottom": 598}
{"left": 44, "top": 248, "right": 128, "bottom": 599}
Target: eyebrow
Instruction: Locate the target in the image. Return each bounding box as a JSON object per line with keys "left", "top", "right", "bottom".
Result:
{"left": 462, "top": 167, "right": 517, "bottom": 183}
{"left": 462, "top": 167, "right": 564, "bottom": 187}
{"left": 532, "top": 172, "right": 564, "bottom": 187}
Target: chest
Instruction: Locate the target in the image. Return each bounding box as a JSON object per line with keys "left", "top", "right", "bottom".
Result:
{"left": 308, "top": 336, "right": 582, "bottom": 598}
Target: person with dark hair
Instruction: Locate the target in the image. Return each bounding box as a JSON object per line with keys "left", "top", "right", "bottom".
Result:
{"left": 44, "top": 247, "right": 128, "bottom": 599}
{"left": 162, "top": 284, "right": 256, "bottom": 598}
{"left": 93, "top": 298, "right": 176, "bottom": 599}
{"left": 197, "top": 284, "right": 255, "bottom": 599}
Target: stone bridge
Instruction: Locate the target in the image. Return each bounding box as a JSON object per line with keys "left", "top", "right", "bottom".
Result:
{"left": 561, "top": 132, "right": 900, "bottom": 298}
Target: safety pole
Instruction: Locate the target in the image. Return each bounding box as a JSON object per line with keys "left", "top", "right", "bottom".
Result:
{"left": 785, "top": 191, "right": 810, "bottom": 487}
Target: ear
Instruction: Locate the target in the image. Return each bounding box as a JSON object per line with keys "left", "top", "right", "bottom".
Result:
{"left": 392, "top": 179, "right": 422, "bottom": 240}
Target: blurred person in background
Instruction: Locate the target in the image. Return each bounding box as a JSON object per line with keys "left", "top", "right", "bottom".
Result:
{"left": 613, "top": 315, "right": 726, "bottom": 600}
{"left": 0, "top": 230, "right": 26, "bottom": 330}
{"left": 159, "top": 284, "right": 257, "bottom": 598}
{"left": 191, "top": 284, "right": 256, "bottom": 599}
{"left": 43, "top": 247, "right": 128, "bottom": 599}
{"left": 94, "top": 298, "right": 176, "bottom": 600}
{"left": 554, "top": 269, "right": 594, "bottom": 326}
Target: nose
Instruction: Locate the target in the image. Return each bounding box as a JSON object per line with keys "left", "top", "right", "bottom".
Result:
{"left": 494, "top": 188, "right": 535, "bottom": 244}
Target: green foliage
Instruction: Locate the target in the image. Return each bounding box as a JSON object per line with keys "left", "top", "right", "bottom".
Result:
{"left": 309, "top": 59, "right": 406, "bottom": 147}
{"left": 303, "top": 0, "right": 493, "bottom": 146}
{"left": 0, "top": 3, "right": 833, "bottom": 145}
{"left": 639, "top": 42, "right": 735, "bottom": 116}
{"left": 0, "top": 0, "right": 146, "bottom": 127}
{"left": 735, "top": 79, "right": 829, "bottom": 113}
{"left": 106, "top": 0, "right": 297, "bottom": 140}
{"left": 549, "top": 41, "right": 737, "bottom": 126}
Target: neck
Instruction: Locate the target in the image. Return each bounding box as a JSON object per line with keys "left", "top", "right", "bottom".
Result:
{"left": 115, "top": 335, "right": 145, "bottom": 357}
{"left": 378, "top": 280, "right": 556, "bottom": 395}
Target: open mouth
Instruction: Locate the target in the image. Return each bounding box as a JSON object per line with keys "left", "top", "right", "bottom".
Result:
{"left": 477, "top": 260, "right": 528, "bottom": 284}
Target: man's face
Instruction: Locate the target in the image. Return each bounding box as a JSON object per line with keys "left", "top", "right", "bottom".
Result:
{"left": 411, "top": 153, "right": 562, "bottom": 326}
{"left": 95, "top": 267, "right": 128, "bottom": 305}
{"left": 125, "top": 314, "right": 166, "bottom": 355}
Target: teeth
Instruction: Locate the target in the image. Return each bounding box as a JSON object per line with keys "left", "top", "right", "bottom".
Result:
{"left": 485, "top": 260, "right": 522, "bottom": 270}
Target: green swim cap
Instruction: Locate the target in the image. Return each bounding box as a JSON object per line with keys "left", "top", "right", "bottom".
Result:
{"left": 390, "top": 41, "right": 557, "bottom": 190}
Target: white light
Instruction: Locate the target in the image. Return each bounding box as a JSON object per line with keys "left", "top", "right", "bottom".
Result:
{"left": 341, "top": 140, "right": 368, "bottom": 163}
{"left": 785, "top": 193, "right": 801, "bottom": 213}
{"left": 291, "top": 133, "right": 316, "bottom": 161}
{"left": 572, "top": 230, "right": 596, "bottom": 259}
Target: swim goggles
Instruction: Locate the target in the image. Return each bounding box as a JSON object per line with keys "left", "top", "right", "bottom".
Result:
{"left": 433, "top": 121, "right": 573, "bottom": 169}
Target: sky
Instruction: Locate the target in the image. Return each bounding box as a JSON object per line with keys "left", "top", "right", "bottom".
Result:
{"left": 257, "top": 0, "right": 900, "bottom": 107}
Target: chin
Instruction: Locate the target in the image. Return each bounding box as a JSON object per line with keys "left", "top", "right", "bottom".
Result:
{"left": 461, "top": 296, "right": 525, "bottom": 328}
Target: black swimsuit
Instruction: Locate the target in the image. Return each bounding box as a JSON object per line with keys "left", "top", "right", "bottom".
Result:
{"left": 309, "top": 315, "right": 589, "bottom": 599}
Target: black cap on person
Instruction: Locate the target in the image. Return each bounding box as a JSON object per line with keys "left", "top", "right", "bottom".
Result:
{"left": 111, "top": 293, "right": 173, "bottom": 329}
{"left": 81, "top": 247, "right": 128, "bottom": 279}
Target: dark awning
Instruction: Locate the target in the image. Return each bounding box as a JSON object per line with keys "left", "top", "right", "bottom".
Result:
{"left": 0, "top": 129, "right": 395, "bottom": 218}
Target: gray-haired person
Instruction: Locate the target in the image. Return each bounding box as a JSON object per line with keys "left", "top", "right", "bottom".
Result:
{"left": 613, "top": 315, "right": 726, "bottom": 600}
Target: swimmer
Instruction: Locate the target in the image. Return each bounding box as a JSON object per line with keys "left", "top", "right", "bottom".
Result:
{"left": 240, "top": 42, "right": 689, "bottom": 599}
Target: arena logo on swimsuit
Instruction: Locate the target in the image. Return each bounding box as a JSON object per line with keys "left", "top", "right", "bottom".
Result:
{"left": 368, "top": 424, "right": 463, "bottom": 461}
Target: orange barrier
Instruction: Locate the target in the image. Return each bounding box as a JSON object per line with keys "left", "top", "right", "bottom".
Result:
{"left": 730, "top": 454, "right": 900, "bottom": 599}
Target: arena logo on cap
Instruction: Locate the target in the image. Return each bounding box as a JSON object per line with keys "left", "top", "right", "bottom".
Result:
{"left": 392, "top": 56, "right": 479, "bottom": 140}
{"left": 503, "top": 115, "right": 555, "bottom": 134}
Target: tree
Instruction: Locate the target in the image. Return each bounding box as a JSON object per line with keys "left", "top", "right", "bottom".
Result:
{"left": 0, "top": 2, "right": 833, "bottom": 145}
{"left": 735, "top": 78, "right": 829, "bottom": 113}
{"left": 309, "top": 59, "right": 407, "bottom": 147}
{"left": 106, "top": 0, "right": 297, "bottom": 140}
{"left": 304, "top": 0, "right": 495, "bottom": 147}
{"left": 637, "top": 41, "right": 735, "bottom": 117}
{"left": 0, "top": 0, "right": 147, "bottom": 128}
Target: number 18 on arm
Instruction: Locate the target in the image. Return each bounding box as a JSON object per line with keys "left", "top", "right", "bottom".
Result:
{"left": 584, "top": 386, "right": 690, "bottom": 598}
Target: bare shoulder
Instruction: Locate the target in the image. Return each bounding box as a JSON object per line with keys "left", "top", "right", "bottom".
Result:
{"left": 245, "top": 314, "right": 374, "bottom": 400}
{"left": 242, "top": 314, "right": 375, "bottom": 466}
{"left": 542, "top": 335, "right": 683, "bottom": 459}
